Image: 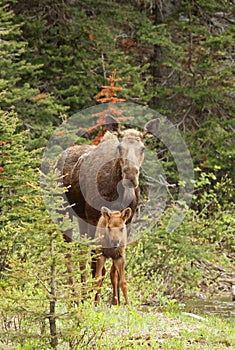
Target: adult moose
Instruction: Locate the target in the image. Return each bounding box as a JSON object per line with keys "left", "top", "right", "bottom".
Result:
{"left": 58, "top": 116, "right": 159, "bottom": 276}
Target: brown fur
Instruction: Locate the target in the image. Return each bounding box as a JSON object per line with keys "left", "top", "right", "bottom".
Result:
{"left": 57, "top": 144, "right": 96, "bottom": 242}
{"left": 57, "top": 118, "right": 159, "bottom": 275}
{"left": 94, "top": 207, "right": 131, "bottom": 305}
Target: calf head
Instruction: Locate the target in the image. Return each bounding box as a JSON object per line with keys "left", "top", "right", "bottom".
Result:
{"left": 100, "top": 206, "right": 132, "bottom": 248}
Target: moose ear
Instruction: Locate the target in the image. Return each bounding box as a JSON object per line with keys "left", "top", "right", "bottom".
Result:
{"left": 121, "top": 207, "right": 132, "bottom": 222}
{"left": 101, "top": 206, "right": 111, "bottom": 219}
{"left": 142, "top": 118, "right": 160, "bottom": 138}
{"left": 105, "top": 113, "right": 120, "bottom": 132}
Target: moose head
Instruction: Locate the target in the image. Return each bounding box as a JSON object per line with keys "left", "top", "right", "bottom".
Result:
{"left": 106, "top": 115, "right": 160, "bottom": 190}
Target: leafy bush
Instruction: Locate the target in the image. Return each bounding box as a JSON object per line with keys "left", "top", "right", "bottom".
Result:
{"left": 126, "top": 170, "right": 234, "bottom": 302}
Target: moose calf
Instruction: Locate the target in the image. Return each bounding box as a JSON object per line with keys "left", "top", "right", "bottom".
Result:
{"left": 94, "top": 206, "right": 132, "bottom": 305}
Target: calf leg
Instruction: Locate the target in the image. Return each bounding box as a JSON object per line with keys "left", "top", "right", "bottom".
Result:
{"left": 110, "top": 263, "right": 119, "bottom": 305}
{"left": 94, "top": 254, "right": 106, "bottom": 305}
{"left": 113, "top": 258, "right": 129, "bottom": 305}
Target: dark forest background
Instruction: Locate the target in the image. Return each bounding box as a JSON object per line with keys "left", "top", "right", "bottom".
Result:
{"left": 0, "top": 0, "right": 234, "bottom": 348}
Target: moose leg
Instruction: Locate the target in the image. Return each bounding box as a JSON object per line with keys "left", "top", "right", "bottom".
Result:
{"left": 63, "top": 234, "right": 79, "bottom": 302}
{"left": 113, "top": 258, "right": 129, "bottom": 305}
{"left": 65, "top": 252, "right": 74, "bottom": 286}
{"left": 78, "top": 218, "right": 90, "bottom": 283}
{"left": 90, "top": 253, "right": 96, "bottom": 278}
{"left": 88, "top": 224, "right": 97, "bottom": 278}
{"left": 110, "top": 262, "right": 119, "bottom": 305}
{"left": 94, "top": 254, "right": 106, "bottom": 305}
{"left": 117, "top": 277, "right": 120, "bottom": 305}
{"left": 62, "top": 225, "right": 76, "bottom": 289}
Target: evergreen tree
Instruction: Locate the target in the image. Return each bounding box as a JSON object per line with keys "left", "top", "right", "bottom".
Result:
{"left": 11, "top": 0, "right": 155, "bottom": 114}
{"left": 0, "top": 5, "right": 92, "bottom": 347}
{"left": 10, "top": 0, "right": 235, "bottom": 181}
{"left": 0, "top": 1, "right": 66, "bottom": 142}
{"left": 0, "top": 111, "right": 94, "bottom": 349}
{"left": 131, "top": 0, "right": 235, "bottom": 183}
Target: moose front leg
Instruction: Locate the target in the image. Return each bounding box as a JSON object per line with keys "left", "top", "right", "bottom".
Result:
{"left": 110, "top": 263, "right": 118, "bottom": 305}
{"left": 110, "top": 260, "right": 120, "bottom": 305}
{"left": 113, "top": 257, "right": 129, "bottom": 305}
{"left": 78, "top": 219, "right": 90, "bottom": 283}
{"left": 94, "top": 254, "right": 106, "bottom": 305}
{"left": 110, "top": 262, "right": 119, "bottom": 305}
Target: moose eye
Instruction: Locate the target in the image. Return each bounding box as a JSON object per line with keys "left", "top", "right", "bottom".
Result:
{"left": 140, "top": 146, "right": 146, "bottom": 153}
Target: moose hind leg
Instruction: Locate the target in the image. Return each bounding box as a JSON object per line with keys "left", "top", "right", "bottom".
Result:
{"left": 88, "top": 223, "right": 97, "bottom": 278}
{"left": 78, "top": 218, "right": 89, "bottom": 283}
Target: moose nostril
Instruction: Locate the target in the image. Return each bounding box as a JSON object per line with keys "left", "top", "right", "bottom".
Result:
{"left": 123, "top": 166, "right": 139, "bottom": 174}
{"left": 112, "top": 240, "right": 120, "bottom": 248}
{"left": 123, "top": 166, "right": 128, "bottom": 174}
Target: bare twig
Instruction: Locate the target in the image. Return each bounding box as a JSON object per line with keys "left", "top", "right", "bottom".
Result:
{"left": 101, "top": 52, "right": 106, "bottom": 80}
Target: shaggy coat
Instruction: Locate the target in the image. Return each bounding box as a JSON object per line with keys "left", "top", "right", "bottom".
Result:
{"left": 57, "top": 117, "right": 159, "bottom": 274}
{"left": 94, "top": 206, "right": 132, "bottom": 305}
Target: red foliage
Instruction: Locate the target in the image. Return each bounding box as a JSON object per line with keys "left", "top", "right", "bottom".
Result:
{"left": 200, "top": 155, "right": 208, "bottom": 170}
{"left": 94, "top": 70, "right": 125, "bottom": 103}
{"left": 91, "top": 129, "right": 107, "bottom": 145}
{"left": 117, "top": 37, "right": 136, "bottom": 51}
{"left": 89, "top": 33, "right": 94, "bottom": 41}
{"left": 32, "top": 93, "right": 47, "bottom": 101}
{"left": 82, "top": 70, "right": 132, "bottom": 144}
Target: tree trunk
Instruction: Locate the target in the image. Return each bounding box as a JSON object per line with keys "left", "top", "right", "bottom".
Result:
{"left": 150, "top": 0, "right": 181, "bottom": 108}
{"left": 49, "top": 236, "right": 58, "bottom": 349}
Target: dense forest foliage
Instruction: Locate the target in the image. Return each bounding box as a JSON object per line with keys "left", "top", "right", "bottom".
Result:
{"left": 0, "top": 0, "right": 234, "bottom": 348}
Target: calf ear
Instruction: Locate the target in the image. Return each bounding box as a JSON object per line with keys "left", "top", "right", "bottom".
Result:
{"left": 121, "top": 207, "right": 132, "bottom": 222}
{"left": 142, "top": 118, "right": 160, "bottom": 139}
{"left": 101, "top": 206, "right": 111, "bottom": 219}
{"left": 105, "top": 113, "right": 120, "bottom": 132}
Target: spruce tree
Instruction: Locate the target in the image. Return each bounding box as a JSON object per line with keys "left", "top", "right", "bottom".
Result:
{"left": 0, "top": 1, "right": 66, "bottom": 141}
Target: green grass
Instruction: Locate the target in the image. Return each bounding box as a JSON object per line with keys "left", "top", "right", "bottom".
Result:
{"left": 1, "top": 247, "right": 234, "bottom": 349}
{"left": 58, "top": 303, "right": 235, "bottom": 349}
{"left": 1, "top": 296, "right": 234, "bottom": 349}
